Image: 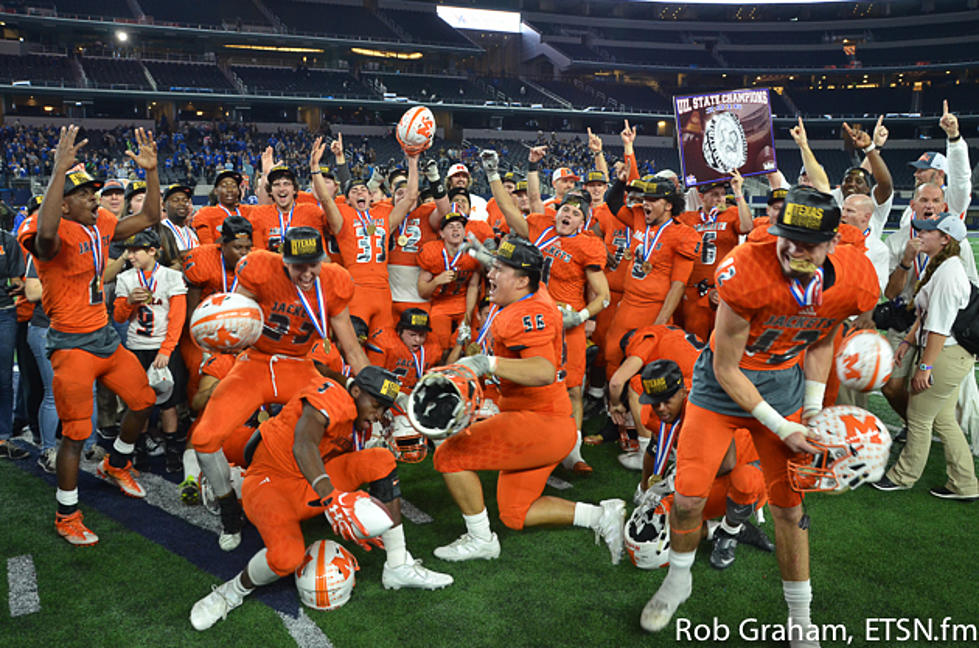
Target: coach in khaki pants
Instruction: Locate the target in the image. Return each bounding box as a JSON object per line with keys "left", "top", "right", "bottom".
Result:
{"left": 874, "top": 213, "right": 978, "bottom": 500}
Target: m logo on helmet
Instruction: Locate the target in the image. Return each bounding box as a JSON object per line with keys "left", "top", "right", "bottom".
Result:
{"left": 840, "top": 413, "right": 884, "bottom": 446}
{"left": 783, "top": 203, "right": 824, "bottom": 229}
{"left": 290, "top": 237, "right": 318, "bottom": 256}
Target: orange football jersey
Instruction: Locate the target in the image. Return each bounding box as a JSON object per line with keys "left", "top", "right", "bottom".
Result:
{"left": 366, "top": 328, "right": 442, "bottom": 391}
{"left": 586, "top": 202, "right": 614, "bottom": 236}
{"left": 183, "top": 243, "right": 239, "bottom": 299}
{"left": 712, "top": 238, "right": 879, "bottom": 371}
{"left": 191, "top": 204, "right": 253, "bottom": 245}
{"left": 417, "top": 240, "right": 481, "bottom": 312}
{"left": 256, "top": 377, "right": 360, "bottom": 475}
{"left": 236, "top": 250, "right": 354, "bottom": 357}
{"left": 334, "top": 202, "right": 394, "bottom": 290}
{"left": 296, "top": 190, "right": 319, "bottom": 205}
{"left": 248, "top": 203, "right": 325, "bottom": 253}
{"left": 18, "top": 210, "right": 116, "bottom": 334}
{"left": 622, "top": 218, "right": 700, "bottom": 304}
{"left": 602, "top": 217, "right": 633, "bottom": 294}
{"left": 466, "top": 220, "right": 495, "bottom": 244}
{"left": 201, "top": 352, "right": 236, "bottom": 380}
{"left": 389, "top": 202, "right": 438, "bottom": 267}
{"left": 526, "top": 213, "right": 606, "bottom": 311}
{"left": 486, "top": 197, "right": 508, "bottom": 235}
{"left": 677, "top": 206, "right": 746, "bottom": 287}
{"left": 625, "top": 324, "right": 704, "bottom": 387}
{"left": 487, "top": 289, "right": 571, "bottom": 416}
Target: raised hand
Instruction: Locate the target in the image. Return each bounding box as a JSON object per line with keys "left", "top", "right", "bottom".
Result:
{"left": 789, "top": 117, "right": 808, "bottom": 148}
{"left": 260, "top": 146, "right": 275, "bottom": 174}
{"left": 52, "top": 125, "right": 89, "bottom": 174}
{"left": 620, "top": 119, "right": 637, "bottom": 146}
{"left": 939, "top": 100, "right": 959, "bottom": 139}
{"left": 309, "top": 136, "right": 327, "bottom": 171}
{"left": 330, "top": 132, "right": 344, "bottom": 160}
{"left": 872, "top": 115, "right": 889, "bottom": 148}
{"left": 587, "top": 127, "right": 603, "bottom": 153}
{"left": 729, "top": 168, "right": 744, "bottom": 196}
{"left": 124, "top": 128, "right": 157, "bottom": 171}
{"left": 842, "top": 122, "right": 871, "bottom": 150}
{"left": 527, "top": 145, "right": 547, "bottom": 164}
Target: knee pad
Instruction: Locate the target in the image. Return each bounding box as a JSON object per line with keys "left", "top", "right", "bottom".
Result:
{"left": 368, "top": 468, "right": 402, "bottom": 503}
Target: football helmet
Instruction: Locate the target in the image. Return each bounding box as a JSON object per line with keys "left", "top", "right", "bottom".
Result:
{"left": 407, "top": 364, "right": 484, "bottom": 440}
{"left": 788, "top": 405, "right": 892, "bottom": 493}
{"left": 835, "top": 329, "right": 894, "bottom": 392}
{"left": 200, "top": 465, "right": 245, "bottom": 516}
{"left": 386, "top": 414, "right": 428, "bottom": 463}
{"left": 625, "top": 492, "right": 672, "bottom": 570}
{"left": 295, "top": 540, "right": 359, "bottom": 611}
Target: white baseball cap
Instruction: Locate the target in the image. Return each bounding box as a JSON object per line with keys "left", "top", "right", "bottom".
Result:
{"left": 552, "top": 167, "right": 580, "bottom": 184}
{"left": 447, "top": 163, "right": 470, "bottom": 178}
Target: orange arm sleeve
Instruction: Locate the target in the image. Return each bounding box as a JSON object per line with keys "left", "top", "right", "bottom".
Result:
{"left": 160, "top": 294, "right": 186, "bottom": 355}
{"left": 625, "top": 153, "right": 639, "bottom": 182}
{"left": 113, "top": 296, "right": 136, "bottom": 323}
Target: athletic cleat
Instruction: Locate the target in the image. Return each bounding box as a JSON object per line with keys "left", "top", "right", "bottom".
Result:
{"left": 382, "top": 554, "right": 454, "bottom": 590}
{"left": 0, "top": 439, "right": 29, "bottom": 460}
{"left": 97, "top": 457, "right": 146, "bottom": 498}
{"left": 709, "top": 527, "right": 738, "bottom": 570}
{"left": 737, "top": 520, "right": 775, "bottom": 552}
{"left": 83, "top": 444, "right": 107, "bottom": 463}
{"left": 434, "top": 532, "right": 500, "bottom": 562}
{"left": 566, "top": 460, "right": 593, "bottom": 475}
{"left": 594, "top": 498, "right": 626, "bottom": 565}
{"left": 617, "top": 451, "right": 643, "bottom": 471}
{"left": 55, "top": 511, "right": 99, "bottom": 546}
{"left": 165, "top": 449, "right": 182, "bottom": 474}
{"left": 37, "top": 447, "right": 58, "bottom": 474}
{"left": 190, "top": 578, "right": 248, "bottom": 631}
{"left": 640, "top": 581, "right": 691, "bottom": 633}
{"left": 180, "top": 476, "right": 201, "bottom": 505}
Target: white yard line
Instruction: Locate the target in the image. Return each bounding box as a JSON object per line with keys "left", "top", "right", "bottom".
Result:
{"left": 7, "top": 555, "right": 41, "bottom": 617}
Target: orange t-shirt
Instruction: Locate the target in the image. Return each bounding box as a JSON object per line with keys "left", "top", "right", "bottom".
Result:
{"left": 183, "top": 243, "right": 238, "bottom": 299}
{"left": 486, "top": 289, "right": 571, "bottom": 416}
{"left": 712, "top": 239, "right": 880, "bottom": 371}
{"left": 526, "top": 213, "right": 606, "bottom": 311}
{"left": 586, "top": 202, "right": 614, "bottom": 236}
{"left": 366, "top": 328, "right": 442, "bottom": 391}
{"left": 389, "top": 202, "right": 438, "bottom": 267}
{"left": 622, "top": 218, "right": 700, "bottom": 305}
{"left": 236, "top": 250, "right": 354, "bottom": 357}
{"left": 191, "top": 204, "right": 253, "bottom": 245}
{"left": 417, "top": 240, "right": 481, "bottom": 312}
{"left": 257, "top": 377, "right": 360, "bottom": 474}
{"left": 334, "top": 202, "right": 394, "bottom": 290}
{"left": 248, "top": 203, "right": 325, "bottom": 253}
{"left": 19, "top": 210, "right": 117, "bottom": 333}
{"left": 486, "top": 197, "right": 507, "bottom": 235}
{"left": 626, "top": 324, "right": 705, "bottom": 395}
{"left": 296, "top": 190, "right": 319, "bottom": 205}
{"left": 676, "top": 206, "right": 747, "bottom": 287}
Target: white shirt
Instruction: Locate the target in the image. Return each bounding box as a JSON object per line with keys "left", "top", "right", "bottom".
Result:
{"left": 886, "top": 225, "right": 979, "bottom": 305}
{"left": 116, "top": 265, "right": 187, "bottom": 350}
{"left": 915, "top": 256, "right": 971, "bottom": 347}
{"left": 467, "top": 194, "right": 489, "bottom": 222}
{"left": 866, "top": 235, "right": 890, "bottom": 295}
{"left": 161, "top": 218, "right": 200, "bottom": 252}
{"left": 830, "top": 186, "right": 894, "bottom": 242}
{"left": 899, "top": 137, "right": 973, "bottom": 229}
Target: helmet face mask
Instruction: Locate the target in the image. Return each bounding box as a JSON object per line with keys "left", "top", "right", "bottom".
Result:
{"left": 386, "top": 414, "right": 428, "bottom": 463}
{"left": 625, "top": 492, "right": 671, "bottom": 570}
{"left": 406, "top": 364, "right": 484, "bottom": 440}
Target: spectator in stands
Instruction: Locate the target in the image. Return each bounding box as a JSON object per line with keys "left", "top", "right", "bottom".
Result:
{"left": 0, "top": 221, "right": 26, "bottom": 459}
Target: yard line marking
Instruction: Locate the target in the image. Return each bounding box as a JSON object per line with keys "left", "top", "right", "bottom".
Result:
{"left": 546, "top": 476, "right": 573, "bottom": 490}
{"left": 400, "top": 499, "right": 433, "bottom": 524}
{"left": 277, "top": 609, "right": 334, "bottom": 648}
{"left": 7, "top": 555, "right": 41, "bottom": 617}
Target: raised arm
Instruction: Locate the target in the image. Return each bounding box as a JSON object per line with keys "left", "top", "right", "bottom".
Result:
{"left": 115, "top": 129, "right": 162, "bottom": 240}
{"left": 482, "top": 149, "right": 529, "bottom": 238}
{"left": 34, "top": 125, "right": 89, "bottom": 260}
{"left": 844, "top": 119, "right": 893, "bottom": 206}
{"left": 587, "top": 128, "right": 608, "bottom": 177}
{"left": 940, "top": 100, "right": 972, "bottom": 216}
{"left": 526, "top": 145, "right": 547, "bottom": 215}
{"left": 789, "top": 117, "right": 830, "bottom": 194}
{"left": 729, "top": 169, "right": 752, "bottom": 233}
{"left": 389, "top": 154, "right": 420, "bottom": 231}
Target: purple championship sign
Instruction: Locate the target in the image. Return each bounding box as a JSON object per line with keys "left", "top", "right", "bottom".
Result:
{"left": 674, "top": 88, "right": 778, "bottom": 188}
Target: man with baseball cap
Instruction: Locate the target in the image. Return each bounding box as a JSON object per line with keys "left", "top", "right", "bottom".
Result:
{"left": 368, "top": 307, "right": 442, "bottom": 392}
{"left": 99, "top": 179, "right": 126, "bottom": 218}
{"left": 160, "top": 183, "right": 198, "bottom": 265}
{"left": 543, "top": 167, "right": 579, "bottom": 213}
{"left": 191, "top": 169, "right": 254, "bottom": 245}
{"left": 446, "top": 162, "right": 489, "bottom": 221}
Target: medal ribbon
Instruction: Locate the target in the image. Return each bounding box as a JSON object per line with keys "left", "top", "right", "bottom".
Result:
{"left": 411, "top": 345, "right": 425, "bottom": 381}
{"left": 219, "top": 253, "right": 239, "bottom": 293}
{"left": 277, "top": 204, "right": 294, "bottom": 241}
{"left": 163, "top": 218, "right": 197, "bottom": 250}
{"left": 909, "top": 228, "right": 929, "bottom": 279}
{"left": 352, "top": 422, "right": 365, "bottom": 451}
{"left": 219, "top": 204, "right": 241, "bottom": 219}
{"left": 136, "top": 262, "right": 158, "bottom": 293}
{"left": 700, "top": 206, "right": 720, "bottom": 225}
{"left": 533, "top": 226, "right": 561, "bottom": 252}
{"left": 82, "top": 223, "right": 103, "bottom": 277}
{"left": 355, "top": 209, "right": 373, "bottom": 234}
{"left": 296, "top": 277, "right": 328, "bottom": 340}
{"left": 476, "top": 305, "right": 500, "bottom": 348}
{"left": 442, "top": 245, "right": 464, "bottom": 271}
{"left": 643, "top": 220, "right": 671, "bottom": 262}
{"left": 789, "top": 267, "right": 824, "bottom": 307}
{"left": 653, "top": 415, "right": 683, "bottom": 476}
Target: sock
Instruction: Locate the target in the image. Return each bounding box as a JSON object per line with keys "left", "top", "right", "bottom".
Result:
{"left": 572, "top": 502, "right": 603, "bottom": 529}
{"left": 463, "top": 509, "right": 492, "bottom": 541}
{"left": 661, "top": 549, "right": 695, "bottom": 594}
{"left": 720, "top": 517, "right": 743, "bottom": 536}
{"left": 245, "top": 549, "right": 280, "bottom": 587}
{"left": 109, "top": 438, "right": 135, "bottom": 468}
{"left": 586, "top": 385, "right": 604, "bottom": 399}
{"left": 231, "top": 573, "right": 253, "bottom": 597}
{"left": 636, "top": 435, "right": 651, "bottom": 456}
{"left": 783, "top": 580, "right": 813, "bottom": 629}
{"left": 562, "top": 430, "right": 584, "bottom": 467}
{"left": 183, "top": 448, "right": 200, "bottom": 481}
{"left": 56, "top": 488, "right": 78, "bottom": 516}
{"left": 197, "top": 449, "right": 233, "bottom": 498}
{"left": 382, "top": 524, "right": 408, "bottom": 567}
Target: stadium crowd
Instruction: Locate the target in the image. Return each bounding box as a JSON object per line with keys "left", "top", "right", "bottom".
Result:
{"left": 0, "top": 102, "right": 975, "bottom": 647}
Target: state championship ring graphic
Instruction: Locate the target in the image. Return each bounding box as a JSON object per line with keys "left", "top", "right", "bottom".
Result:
{"left": 702, "top": 111, "right": 748, "bottom": 174}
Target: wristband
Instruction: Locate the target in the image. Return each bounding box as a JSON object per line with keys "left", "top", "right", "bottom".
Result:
{"left": 918, "top": 363, "right": 933, "bottom": 371}
{"left": 948, "top": 134, "right": 962, "bottom": 143}
{"left": 487, "top": 355, "right": 499, "bottom": 374}
{"left": 751, "top": 401, "right": 791, "bottom": 441}
{"left": 899, "top": 339, "right": 911, "bottom": 348}
{"left": 803, "top": 380, "right": 826, "bottom": 414}
{"left": 899, "top": 261, "right": 911, "bottom": 271}
{"left": 310, "top": 474, "right": 329, "bottom": 491}
{"left": 527, "top": 161, "right": 539, "bottom": 172}
{"left": 310, "top": 170, "right": 322, "bottom": 176}
{"left": 486, "top": 172, "right": 500, "bottom": 184}
{"left": 578, "top": 307, "right": 591, "bottom": 321}
{"left": 430, "top": 181, "right": 446, "bottom": 200}
{"left": 862, "top": 142, "right": 876, "bottom": 154}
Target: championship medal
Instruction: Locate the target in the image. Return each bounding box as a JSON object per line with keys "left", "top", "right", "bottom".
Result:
{"left": 397, "top": 234, "right": 409, "bottom": 247}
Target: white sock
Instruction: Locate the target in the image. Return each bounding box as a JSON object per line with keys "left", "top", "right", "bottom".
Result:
{"left": 113, "top": 438, "right": 135, "bottom": 455}
{"left": 463, "top": 509, "right": 492, "bottom": 541}
{"left": 783, "top": 580, "right": 813, "bottom": 628}
{"left": 245, "top": 548, "right": 280, "bottom": 586}
{"left": 661, "top": 549, "right": 695, "bottom": 593}
{"left": 572, "top": 502, "right": 603, "bottom": 529}
{"left": 56, "top": 488, "right": 78, "bottom": 507}
{"left": 383, "top": 524, "right": 408, "bottom": 567}
{"left": 183, "top": 448, "right": 200, "bottom": 480}
{"left": 636, "top": 435, "right": 651, "bottom": 456}
{"left": 562, "top": 430, "right": 584, "bottom": 466}
{"left": 720, "top": 518, "right": 743, "bottom": 536}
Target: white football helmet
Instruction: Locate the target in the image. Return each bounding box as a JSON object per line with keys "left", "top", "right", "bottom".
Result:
{"left": 385, "top": 414, "right": 428, "bottom": 463}
{"left": 788, "top": 405, "right": 892, "bottom": 493}
{"left": 295, "top": 540, "right": 359, "bottom": 611}
{"left": 625, "top": 493, "right": 672, "bottom": 570}
{"left": 407, "top": 364, "right": 483, "bottom": 440}
{"left": 200, "top": 465, "right": 245, "bottom": 516}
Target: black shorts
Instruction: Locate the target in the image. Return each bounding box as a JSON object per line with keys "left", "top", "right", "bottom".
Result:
{"left": 131, "top": 348, "right": 186, "bottom": 410}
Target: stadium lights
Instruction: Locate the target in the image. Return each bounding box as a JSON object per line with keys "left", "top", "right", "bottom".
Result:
{"left": 116, "top": 30, "right": 128, "bottom": 43}
{"left": 224, "top": 44, "right": 324, "bottom": 53}
{"left": 437, "top": 6, "right": 522, "bottom": 33}
{"left": 350, "top": 47, "right": 423, "bottom": 60}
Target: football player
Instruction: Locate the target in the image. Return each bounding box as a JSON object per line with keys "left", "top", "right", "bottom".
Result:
{"left": 189, "top": 366, "right": 452, "bottom": 632}
{"left": 249, "top": 163, "right": 325, "bottom": 253}
{"left": 430, "top": 236, "right": 626, "bottom": 563}
{"left": 159, "top": 183, "right": 199, "bottom": 266}
{"left": 639, "top": 122, "right": 880, "bottom": 647}
{"left": 190, "top": 169, "right": 254, "bottom": 245}
{"left": 367, "top": 308, "right": 442, "bottom": 392}
{"left": 18, "top": 126, "right": 162, "bottom": 546}
{"left": 192, "top": 228, "right": 369, "bottom": 551}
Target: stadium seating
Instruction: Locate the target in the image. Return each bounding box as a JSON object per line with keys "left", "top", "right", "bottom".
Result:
{"left": 482, "top": 78, "right": 561, "bottom": 107}
{"left": 139, "top": 0, "right": 271, "bottom": 28}
{"left": 784, "top": 87, "right": 915, "bottom": 118}
{"left": 587, "top": 80, "right": 673, "bottom": 113}
{"left": 82, "top": 57, "right": 152, "bottom": 90}
{"left": 232, "top": 65, "right": 377, "bottom": 99}
{"left": 144, "top": 61, "right": 235, "bottom": 92}
{"left": 61, "top": 0, "right": 135, "bottom": 19}
{"left": 534, "top": 79, "right": 604, "bottom": 108}
{"left": 366, "top": 73, "right": 495, "bottom": 104}
{"left": 273, "top": 2, "right": 397, "bottom": 40}
{"left": 0, "top": 53, "right": 74, "bottom": 86}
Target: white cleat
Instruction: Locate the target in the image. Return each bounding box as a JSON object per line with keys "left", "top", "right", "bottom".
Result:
{"left": 433, "top": 532, "right": 501, "bottom": 562}
{"left": 594, "top": 498, "right": 626, "bottom": 565}
{"left": 218, "top": 532, "right": 242, "bottom": 552}
{"left": 617, "top": 452, "right": 643, "bottom": 471}
{"left": 190, "top": 578, "right": 248, "bottom": 631}
{"left": 382, "top": 554, "right": 454, "bottom": 590}
{"left": 788, "top": 618, "right": 822, "bottom": 648}
{"left": 640, "top": 581, "right": 691, "bottom": 633}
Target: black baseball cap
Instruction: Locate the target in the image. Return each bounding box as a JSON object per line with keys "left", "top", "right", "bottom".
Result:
{"left": 163, "top": 184, "right": 192, "bottom": 201}
{"left": 123, "top": 229, "right": 162, "bottom": 249}
{"left": 344, "top": 178, "right": 368, "bottom": 195}
{"left": 219, "top": 215, "right": 253, "bottom": 243}
{"left": 353, "top": 366, "right": 401, "bottom": 408}
{"left": 768, "top": 185, "right": 841, "bottom": 244}
{"left": 643, "top": 180, "right": 677, "bottom": 199}
{"left": 584, "top": 170, "right": 608, "bottom": 184}
{"left": 281, "top": 227, "right": 326, "bottom": 264}
{"left": 767, "top": 187, "right": 788, "bottom": 205}
{"left": 493, "top": 235, "right": 543, "bottom": 272}
{"left": 447, "top": 187, "right": 470, "bottom": 203}
{"left": 125, "top": 180, "right": 147, "bottom": 200}
{"left": 397, "top": 308, "right": 432, "bottom": 332}
{"left": 638, "top": 359, "right": 685, "bottom": 405}
{"left": 267, "top": 165, "right": 297, "bottom": 186}
{"left": 26, "top": 194, "right": 43, "bottom": 215}
{"left": 558, "top": 191, "right": 591, "bottom": 219}
{"left": 502, "top": 171, "right": 520, "bottom": 184}
{"left": 214, "top": 169, "right": 243, "bottom": 186}
{"left": 440, "top": 211, "right": 468, "bottom": 230}
{"left": 64, "top": 168, "right": 103, "bottom": 196}
{"left": 318, "top": 165, "right": 335, "bottom": 180}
